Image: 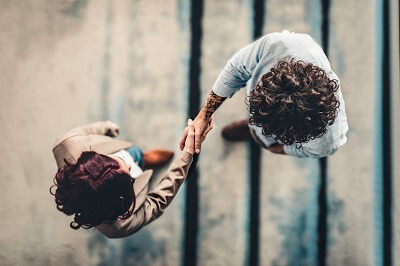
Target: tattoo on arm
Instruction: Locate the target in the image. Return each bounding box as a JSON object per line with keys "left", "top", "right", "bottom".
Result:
{"left": 204, "top": 91, "right": 227, "bottom": 117}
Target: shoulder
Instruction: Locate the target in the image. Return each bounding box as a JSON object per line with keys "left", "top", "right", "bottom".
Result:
{"left": 53, "top": 136, "right": 89, "bottom": 168}
{"left": 255, "top": 31, "right": 319, "bottom": 63}
{"left": 303, "top": 118, "right": 348, "bottom": 157}
{"left": 262, "top": 30, "right": 314, "bottom": 45}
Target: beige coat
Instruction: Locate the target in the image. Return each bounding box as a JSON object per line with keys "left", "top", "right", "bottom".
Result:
{"left": 52, "top": 121, "right": 193, "bottom": 238}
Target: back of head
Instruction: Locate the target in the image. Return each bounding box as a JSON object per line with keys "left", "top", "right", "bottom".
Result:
{"left": 50, "top": 151, "right": 135, "bottom": 229}
{"left": 248, "top": 58, "right": 340, "bottom": 145}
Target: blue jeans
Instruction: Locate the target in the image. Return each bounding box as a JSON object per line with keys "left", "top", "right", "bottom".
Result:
{"left": 126, "top": 146, "right": 144, "bottom": 168}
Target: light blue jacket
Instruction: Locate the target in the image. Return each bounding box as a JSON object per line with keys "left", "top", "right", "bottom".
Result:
{"left": 212, "top": 30, "right": 348, "bottom": 158}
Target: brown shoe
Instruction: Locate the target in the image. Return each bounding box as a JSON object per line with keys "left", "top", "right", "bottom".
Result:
{"left": 221, "top": 119, "right": 250, "bottom": 141}
{"left": 143, "top": 149, "right": 174, "bottom": 168}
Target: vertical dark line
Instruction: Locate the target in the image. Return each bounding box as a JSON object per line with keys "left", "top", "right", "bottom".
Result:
{"left": 253, "top": 0, "right": 265, "bottom": 38}
{"left": 248, "top": 141, "right": 261, "bottom": 266}
{"left": 183, "top": 0, "right": 203, "bottom": 265}
{"left": 248, "top": 1, "right": 264, "bottom": 266}
{"left": 382, "top": 0, "right": 392, "bottom": 264}
{"left": 318, "top": 0, "right": 330, "bottom": 265}
{"left": 321, "top": 0, "right": 330, "bottom": 56}
{"left": 188, "top": 0, "right": 203, "bottom": 119}
{"left": 317, "top": 157, "right": 327, "bottom": 266}
{"left": 183, "top": 155, "right": 200, "bottom": 266}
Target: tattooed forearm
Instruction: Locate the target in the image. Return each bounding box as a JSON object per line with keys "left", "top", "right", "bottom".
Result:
{"left": 202, "top": 91, "right": 227, "bottom": 117}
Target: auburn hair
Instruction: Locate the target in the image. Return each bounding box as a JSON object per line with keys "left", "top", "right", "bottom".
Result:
{"left": 50, "top": 151, "right": 135, "bottom": 229}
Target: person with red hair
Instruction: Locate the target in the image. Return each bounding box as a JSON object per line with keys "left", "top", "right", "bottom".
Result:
{"left": 51, "top": 119, "right": 209, "bottom": 238}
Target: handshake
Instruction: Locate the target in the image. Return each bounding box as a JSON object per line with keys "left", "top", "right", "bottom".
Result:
{"left": 179, "top": 113, "right": 214, "bottom": 154}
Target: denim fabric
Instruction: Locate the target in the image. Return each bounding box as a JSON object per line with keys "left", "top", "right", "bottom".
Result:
{"left": 126, "top": 146, "right": 144, "bottom": 168}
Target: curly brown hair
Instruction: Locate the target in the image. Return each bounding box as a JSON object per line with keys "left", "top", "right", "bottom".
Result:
{"left": 50, "top": 151, "right": 135, "bottom": 230}
{"left": 247, "top": 59, "right": 340, "bottom": 146}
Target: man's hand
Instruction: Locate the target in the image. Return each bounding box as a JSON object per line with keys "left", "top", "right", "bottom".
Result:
{"left": 180, "top": 91, "right": 226, "bottom": 153}
{"left": 266, "top": 144, "right": 286, "bottom": 155}
{"left": 179, "top": 113, "right": 213, "bottom": 152}
{"left": 193, "top": 112, "right": 213, "bottom": 153}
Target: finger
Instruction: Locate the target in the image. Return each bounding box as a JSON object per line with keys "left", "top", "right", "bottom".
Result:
{"left": 193, "top": 118, "right": 202, "bottom": 153}
{"left": 187, "top": 118, "right": 194, "bottom": 129}
{"left": 179, "top": 127, "right": 189, "bottom": 150}
{"left": 184, "top": 119, "right": 195, "bottom": 154}
{"left": 209, "top": 115, "right": 214, "bottom": 125}
{"left": 203, "top": 117, "right": 214, "bottom": 136}
{"left": 180, "top": 127, "right": 189, "bottom": 150}
{"left": 186, "top": 119, "right": 195, "bottom": 138}
{"left": 203, "top": 123, "right": 213, "bottom": 136}
{"left": 194, "top": 133, "right": 201, "bottom": 154}
{"left": 209, "top": 116, "right": 215, "bottom": 129}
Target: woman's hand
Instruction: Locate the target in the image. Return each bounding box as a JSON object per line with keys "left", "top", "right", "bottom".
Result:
{"left": 183, "top": 119, "right": 196, "bottom": 155}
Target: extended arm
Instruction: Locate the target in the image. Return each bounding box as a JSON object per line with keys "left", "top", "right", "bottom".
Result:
{"left": 98, "top": 120, "right": 197, "bottom": 238}
{"left": 182, "top": 91, "right": 226, "bottom": 153}
{"left": 180, "top": 34, "right": 271, "bottom": 152}
{"left": 100, "top": 150, "right": 193, "bottom": 238}
{"left": 202, "top": 91, "right": 227, "bottom": 118}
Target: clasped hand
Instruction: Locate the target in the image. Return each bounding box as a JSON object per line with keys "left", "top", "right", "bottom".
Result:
{"left": 179, "top": 114, "right": 214, "bottom": 154}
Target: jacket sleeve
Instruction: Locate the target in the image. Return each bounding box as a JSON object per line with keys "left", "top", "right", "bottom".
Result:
{"left": 65, "top": 121, "right": 118, "bottom": 138}
{"left": 99, "top": 151, "right": 194, "bottom": 238}
{"left": 212, "top": 34, "right": 271, "bottom": 97}
{"left": 53, "top": 121, "right": 118, "bottom": 150}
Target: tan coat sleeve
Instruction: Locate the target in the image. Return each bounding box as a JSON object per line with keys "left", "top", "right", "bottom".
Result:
{"left": 66, "top": 121, "right": 118, "bottom": 136}
{"left": 96, "top": 151, "right": 194, "bottom": 238}
{"left": 52, "top": 121, "right": 131, "bottom": 168}
{"left": 53, "top": 121, "right": 118, "bottom": 149}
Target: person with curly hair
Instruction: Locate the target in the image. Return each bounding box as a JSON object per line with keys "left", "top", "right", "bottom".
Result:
{"left": 180, "top": 30, "right": 348, "bottom": 158}
{"left": 51, "top": 119, "right": 209, "bottom": 238}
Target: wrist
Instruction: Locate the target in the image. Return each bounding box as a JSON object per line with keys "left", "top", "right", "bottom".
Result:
{"left": 198, "top": 108, "right": 212, "bottom": 121}
{"left": 183, "top": 148, "right": 195, "bottom": 155}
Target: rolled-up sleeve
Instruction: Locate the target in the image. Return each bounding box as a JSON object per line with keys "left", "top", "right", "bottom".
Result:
{"left": 212, "top": 35, "right": 270, "bottom": 97}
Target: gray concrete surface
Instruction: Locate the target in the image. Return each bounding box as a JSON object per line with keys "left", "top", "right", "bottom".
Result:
{"left": 327, "top": 1, "right": 377, "bottom": 265}
{"left": 0, "top": 0, "right": 398, "bottom": 265}
{"left": 197, "top": 0, "right": 250, "bottom": 264}
{"left": 0, "top": 0, "right": 189, "bottom": 265}
{"left": 259, "top": 1, "right": 322, "bottom": 264}
{"left": 390, "top": 0, "right": 400, "bottom": 265}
